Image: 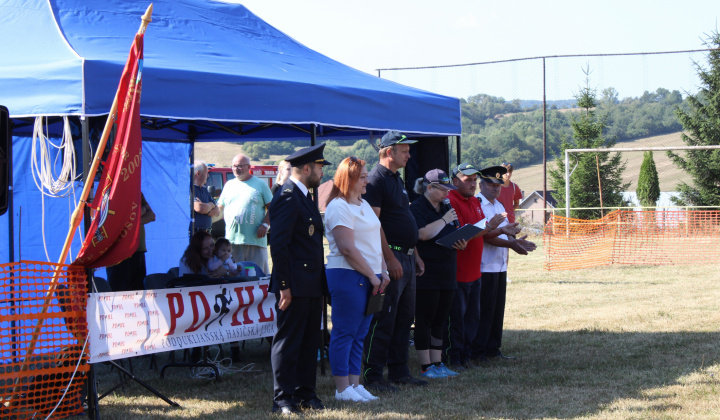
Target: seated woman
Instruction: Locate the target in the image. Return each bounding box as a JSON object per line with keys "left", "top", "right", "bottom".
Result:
{"left": 179, "top": 231, "right": 228, "bottom": 277}
{"left": 325, "top": 156, "right": 390, "bottom": 402}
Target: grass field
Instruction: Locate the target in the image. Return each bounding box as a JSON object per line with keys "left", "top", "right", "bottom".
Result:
{"left": 77, "top": 239, "right": 720, "bottom": 419}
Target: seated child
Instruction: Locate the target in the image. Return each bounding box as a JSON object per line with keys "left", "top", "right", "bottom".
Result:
{"left": 208, "top": 237, "right": 239, "bottom": 276}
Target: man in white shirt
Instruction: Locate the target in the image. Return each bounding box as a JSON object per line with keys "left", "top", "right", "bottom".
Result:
{"left": 472, "top": 166, "right": 536, "bottom": 363}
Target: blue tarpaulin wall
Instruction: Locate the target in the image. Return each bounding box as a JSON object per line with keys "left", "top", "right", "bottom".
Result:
{"left": 0, "top": 136, "right": 190, "bottom": 276}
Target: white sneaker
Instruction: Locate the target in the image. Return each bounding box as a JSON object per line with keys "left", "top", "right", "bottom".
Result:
{"left": 353, "top": 384, "right": 378, "bottom": 401}
{"left": 335, "top": 386, "right": 367, "bottom": 402}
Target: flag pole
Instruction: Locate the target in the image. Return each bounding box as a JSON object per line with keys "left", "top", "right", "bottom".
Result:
{"left": 6, "top": 4, "right": 153, "bottom": 407}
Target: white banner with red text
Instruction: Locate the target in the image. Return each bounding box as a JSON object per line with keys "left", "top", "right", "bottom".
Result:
{"left": 87, "top": 278, "right": 276, "bottom": 363}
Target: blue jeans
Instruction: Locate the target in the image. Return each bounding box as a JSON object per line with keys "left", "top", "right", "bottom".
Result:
{"left": 363, "top": 250, "right": 416, "bottom": 382}
{"left": 327, "top": 268, "right": 375, "bottom": 376}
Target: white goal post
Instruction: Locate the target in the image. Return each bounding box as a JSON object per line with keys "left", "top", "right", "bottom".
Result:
{"left": 564, "top": 145, "right": 720, "bottom": 217}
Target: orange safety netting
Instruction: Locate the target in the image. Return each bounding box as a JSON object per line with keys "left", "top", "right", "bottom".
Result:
{"left": 544, "top": 210, "right": 720, "bottom": 270}
{"left": 0, "top": 261, "right": 88, "bottom": 419}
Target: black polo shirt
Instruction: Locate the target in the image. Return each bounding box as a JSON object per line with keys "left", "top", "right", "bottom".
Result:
{"left": 363, "top": 163, "right": 419, "bottom": 249}
{"left": 409, "top": 194, "right": 457, "bottom": 290}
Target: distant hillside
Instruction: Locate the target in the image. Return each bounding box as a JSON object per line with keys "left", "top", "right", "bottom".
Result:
{"left": 510, "top": 132, "right": 692, "bottom": 195}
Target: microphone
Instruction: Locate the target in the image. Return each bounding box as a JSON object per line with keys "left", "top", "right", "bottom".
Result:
{"left": 442, "top": 198, "right": 461, "bottom": 228}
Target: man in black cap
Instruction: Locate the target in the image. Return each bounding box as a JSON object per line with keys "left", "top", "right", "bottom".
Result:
{"left": 268, "top": 143, "right": 330, "bottom": 415}
{"left": 362, "top": 130, "right": 428, "bottom": 391}
{"left": 472, "top": 165, "right": 536, "bottom": 364}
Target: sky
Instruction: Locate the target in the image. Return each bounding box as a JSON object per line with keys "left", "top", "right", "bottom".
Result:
{"left": 230, "top": 0, "right": 720, "bottom": 101}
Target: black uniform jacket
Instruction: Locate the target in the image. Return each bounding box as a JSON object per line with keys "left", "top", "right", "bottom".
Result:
{"left": 268, "top": 180, "right": 326, "bottom": 297}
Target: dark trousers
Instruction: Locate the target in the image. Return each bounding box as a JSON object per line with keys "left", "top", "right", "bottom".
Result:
{"left": 107, "top": 251, "right": 146, "bottom": 292}
{"left": 271, "top": 295, "right": 322, "bottom": 406}
{"left": 414, "top": 288, "right": 455, "bottom": 351}
{"left": 471, "top": 271, "right": 507, "bottom": 358}
{"left": 362, "top": 250, "right": 416, "bottom": 383}
{"left": 444, "top": 278, "right": 481, "bottom": 364}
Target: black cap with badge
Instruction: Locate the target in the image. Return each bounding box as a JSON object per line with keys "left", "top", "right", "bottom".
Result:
{"left": 478, "top": 165, "right": 507, "bottom": 184}
{"left": 451, "top": 162, "right": 481, "bottom": 178}
{"left": 379, "top": 130, "right": 418, "bottom": 148}
{"left": 285, "top": 143, "right": 331, "bottom": 167}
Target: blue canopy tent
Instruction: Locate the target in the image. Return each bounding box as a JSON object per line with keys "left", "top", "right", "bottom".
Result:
{"left": 0, "top": 0, "right": 461, "bottom": 274}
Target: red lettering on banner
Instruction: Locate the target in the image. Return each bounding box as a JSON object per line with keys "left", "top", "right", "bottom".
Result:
{"left": 111, "top": 304, "right": 123, "bottom": 310}
{"left": 125, "top": 312, "right": 137, "bottom": 318}
{"left": 149, "top": 328, "right": 160, "bottom": 334}
{"left": 125, "top": 331, "right": 138, "bottom": 337}
{"left": 99, "top": 333, "right": 112, "bottom": 339}
{"left": 98, "top": 352, "right": 109, "bottom": 358}
{"left": 230, "top": 286, "right": 256, "bottom": 326}
{"left": 166, "top": 293, "right": 184, "bottom": 335}
{"left": 137, "top": 320, "right": 148, "bottom": 326}
{"left": 134, "top": 302, "right": 147, "bottom": 308}
{"left": 121, "top": 348, "right": 133, "bottom": 354}
{"left": 99, "top": 314, "right": 112, "bottom": 320}
{"left": 111, "top": 323, "right": 125, "bottom": 329}
{"left": 184, "top": 291, "right": 211, "bottom": 333}
{"left": 257, "top": 284, "right": 275, "bottom": 322}
{"left": 148, "top": 310, "right": 159, "bottom": 316}
{"left": 112, "top": 341, "right": 125, "bottom": 348}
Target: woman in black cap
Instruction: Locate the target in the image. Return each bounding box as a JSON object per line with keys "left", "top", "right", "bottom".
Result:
{"left": 409, "top": 169, "right": 465, "bottom": 379}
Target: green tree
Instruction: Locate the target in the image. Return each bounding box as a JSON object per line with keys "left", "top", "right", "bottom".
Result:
{"left": 667, "top": 31, "right": 720, "bottom": 206}
{"left": 549, "top": 67, "right": 630, "bottom": 219}
{"left": 637, "top": 151, "right": 660, "bottom": 207}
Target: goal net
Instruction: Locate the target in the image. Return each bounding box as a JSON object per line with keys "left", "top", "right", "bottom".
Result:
{"left": 544, "top": 209, "right": 720, "bottom": 270}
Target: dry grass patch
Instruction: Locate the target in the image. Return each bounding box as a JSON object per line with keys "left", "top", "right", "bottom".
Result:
{"left": 72, "top": 240, "right": 720, "bottom": 419}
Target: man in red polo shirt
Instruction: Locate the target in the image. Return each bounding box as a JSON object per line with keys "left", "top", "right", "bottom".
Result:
{"left": 443, "top": 163, "right": 518, "bottom": 371}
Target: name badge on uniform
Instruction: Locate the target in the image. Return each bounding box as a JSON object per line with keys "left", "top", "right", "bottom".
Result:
{"left": 308, "top": 225, "right": 315, "bottom": 236}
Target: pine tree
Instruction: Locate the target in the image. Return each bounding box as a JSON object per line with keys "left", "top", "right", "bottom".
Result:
{"left": 637, "top": 151, "right": 661, "bottom": 207}
{"left": 667, "top": 31, "right": 720, "bottom": 206}
{"left": 549, "top": 66, "right": 630, "bottom": 219}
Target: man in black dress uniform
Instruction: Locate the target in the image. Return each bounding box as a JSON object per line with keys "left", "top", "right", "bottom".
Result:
{"left": 268, "top": 144, "right": 330, "bottom": 415}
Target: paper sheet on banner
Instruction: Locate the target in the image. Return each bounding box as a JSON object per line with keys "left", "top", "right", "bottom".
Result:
{"left": 87, "top": 278, "right": 276, "bottom": 363}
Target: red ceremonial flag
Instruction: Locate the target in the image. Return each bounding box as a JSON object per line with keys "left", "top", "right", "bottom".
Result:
{"left": 74, "top": 34, "right": 144, "bottom": 268}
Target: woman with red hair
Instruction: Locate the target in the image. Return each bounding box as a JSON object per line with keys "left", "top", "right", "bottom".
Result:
{"left": 325, "top": 157, "right": 390, "bottom": 402}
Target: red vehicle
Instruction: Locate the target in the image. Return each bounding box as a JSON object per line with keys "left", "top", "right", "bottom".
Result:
{"left": 206, "top": 165, "right": 278, "bottom": 237}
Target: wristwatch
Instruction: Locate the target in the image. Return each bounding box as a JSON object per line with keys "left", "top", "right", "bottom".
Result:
{"left": 383, "top": 270, "right": 389, "bottom": 276}
{"left": 262, "top": 222, "right": 270, "bottom": 229}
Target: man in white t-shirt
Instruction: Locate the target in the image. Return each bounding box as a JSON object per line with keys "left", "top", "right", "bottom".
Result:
{"left": 218, "top": 153, "right": 273, "bottom": 275}
{"left": 472, "top": 165, "right": 536, "bottom": 363}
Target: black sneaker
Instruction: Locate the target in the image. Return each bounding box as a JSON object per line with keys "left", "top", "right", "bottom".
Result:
{"left": 297, "top": 398, "right": 325, "bottom": 411}
{"left": 489, "top": 351, "right": 517, "bottom": 360}
{"left": 364, "top": 379, "right": 399, "bottom": 393}
{"left": 446, "top": 363, "right": 468, "bottom": 372}
{"left": 390, "top": 375, "right": 429, "bottom": 386}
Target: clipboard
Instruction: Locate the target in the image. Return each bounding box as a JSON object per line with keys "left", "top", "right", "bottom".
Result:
{"left": 435, "top": 224, "right": 483, "bottom": 249}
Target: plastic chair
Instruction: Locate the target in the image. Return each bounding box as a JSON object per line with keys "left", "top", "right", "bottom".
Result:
{"left": 236, "top": 261, "right": 265, "bottom": 276}
{"left": 167, "top": 266, "right": 179, "bottom": 278}
{"left": 143, "top": 273, "right": 174, "bottom": 290}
